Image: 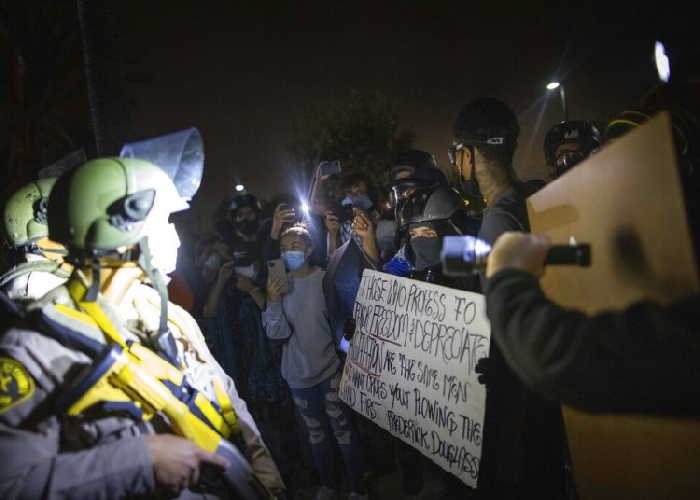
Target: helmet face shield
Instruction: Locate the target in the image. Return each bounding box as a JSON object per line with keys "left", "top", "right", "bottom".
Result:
{"left": 398, "top": 186, "right": 434, "bottom": 228}
{"left": 120, "top": 127, "right": 204, "bottom": 202}
{"left": 544, "top": 121, "right": 601, "bottom": 166}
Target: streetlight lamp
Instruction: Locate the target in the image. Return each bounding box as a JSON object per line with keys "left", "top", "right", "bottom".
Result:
{"left": 546, "top": 81, "right": 568, "bottom": 121}
{"left": 654, "top": 41, "right": 671, "bottom": 83}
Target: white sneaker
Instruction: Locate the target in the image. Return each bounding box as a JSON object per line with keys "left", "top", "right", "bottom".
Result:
{"left": 313, "top": 486, "right": 338, "bottom": 500}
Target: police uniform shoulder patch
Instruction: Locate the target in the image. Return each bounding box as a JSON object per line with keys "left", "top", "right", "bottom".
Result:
{"left": 0, "top": 357, "right": 35, "bottom": 414}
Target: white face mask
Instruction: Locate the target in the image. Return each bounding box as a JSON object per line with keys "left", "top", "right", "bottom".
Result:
{"left": 234, "top": 264, "right": 257, "bottom": 279}
{"left": 148, "top": 222, "right": 181, "bottom": 276}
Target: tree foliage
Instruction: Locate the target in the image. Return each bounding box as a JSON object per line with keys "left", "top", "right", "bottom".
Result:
{"left": 288, "top": 89, "right": 414, "bottom": 189}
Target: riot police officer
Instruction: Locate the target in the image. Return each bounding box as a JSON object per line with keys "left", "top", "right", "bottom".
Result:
{"left": 1, "top": 178, "right": 71, "bottom": 302}
{"left": 0, "top": 157, "right": 285, "bottom": 499}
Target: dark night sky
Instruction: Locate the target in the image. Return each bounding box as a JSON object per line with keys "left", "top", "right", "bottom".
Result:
{"left": 117, "top": 1, "right": 673, "bottom": 232}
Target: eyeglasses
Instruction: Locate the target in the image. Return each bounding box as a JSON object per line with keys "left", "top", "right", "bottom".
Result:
{"left": 447, "top": 137, "right": 506, "bottom": 166}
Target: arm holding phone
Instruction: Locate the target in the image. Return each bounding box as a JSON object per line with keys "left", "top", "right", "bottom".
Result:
{"left": 270, "top": 204, "right": 296, "bottom": 241}
{"left": 352, "top": 209, "right": 379, "bottom": 264}
{"left": 203, "top": 261, "right": 235, "bottom": 318}
{"left": 235, "top": 275, "right": 266, "bottom": 310}
{"left": 262, "top": 272, "right": 292, "bottom": 340}
{"left": 309, "top": 161, "right": 341, "bottom": 215}
{"left": 324, "top": 210, "right": 340, "bottom": 256}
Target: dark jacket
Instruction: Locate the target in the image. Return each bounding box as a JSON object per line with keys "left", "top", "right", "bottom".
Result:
{"left": 477, "top": 181, "right": 543, "bottom": 246}
{"left": 475, "top": 179, "right": 565, "bottom": 499}
{"left": 486, "top": 269, "right": 700, "bottom": 415}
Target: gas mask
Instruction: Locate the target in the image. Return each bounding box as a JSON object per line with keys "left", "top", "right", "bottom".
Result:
{"left": 555, "top": 150, "right": 587, "bottom": 176}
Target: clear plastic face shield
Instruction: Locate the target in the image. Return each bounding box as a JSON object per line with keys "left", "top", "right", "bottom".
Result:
{"left": 120, "top": 128, "right": 204, "bottom": 202}
{"left": 120, "top": 127, "right": 204, "bottom": 276}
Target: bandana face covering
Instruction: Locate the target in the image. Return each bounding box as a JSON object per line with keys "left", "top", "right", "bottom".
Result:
{"left": 409, "top": 236, "right": 442, "bottom": 271}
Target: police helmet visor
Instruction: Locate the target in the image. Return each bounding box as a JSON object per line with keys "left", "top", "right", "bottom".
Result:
{"left": 120, "top": 127, "right": 204, "bottom": 201}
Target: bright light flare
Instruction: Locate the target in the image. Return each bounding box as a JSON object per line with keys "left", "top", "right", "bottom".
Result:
{"left": 300, "top": 202, "right": 310, "bottom": 215}
{"left": 235, "top": 184, "right": 245, "bottom": 192}
{"left": 655, "top": 41, "right": 670, "bottom": 83}
{"left": 546, "top": 82, "right": 561, "bottom": 90}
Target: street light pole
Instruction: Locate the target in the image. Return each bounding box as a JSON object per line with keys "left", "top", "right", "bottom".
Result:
{"left": 559, "top": 84, "right": 568, "bottom": 121}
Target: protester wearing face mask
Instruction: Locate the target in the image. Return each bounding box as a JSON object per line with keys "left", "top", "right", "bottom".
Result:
{"left": 382, "top": 185, "right": 481, "bottom": 497}
{"left": 263, "top": 224, "right": 367, "bottom": 500}
{"left": 227, "top": 192, "right": 263, "bottom": 262}
{"left": 203, "top": 193, "right": 291, "bottom": 467}
{"left": 543, "top": 120, "right": 601, "bottom": 180}
{"left": 325, "top": 173, "right": 379, "bottom": 261}
{"left": 401, "top": 186, "right": 479, "bottom": 289}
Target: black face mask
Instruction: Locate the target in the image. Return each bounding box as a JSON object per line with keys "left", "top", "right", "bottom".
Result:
{"left": 235, "top": 219, "right": 259, "bottom": 236}
{"left": 410, "top": 236, "right": 442, "bottom": 271}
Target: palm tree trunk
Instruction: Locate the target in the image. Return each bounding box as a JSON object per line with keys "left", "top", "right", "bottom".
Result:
{"left": 76, "top": 0, "right": 131, "bottom": 157}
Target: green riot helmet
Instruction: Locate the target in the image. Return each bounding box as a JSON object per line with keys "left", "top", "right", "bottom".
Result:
{"left": 48, "top": 157, "right": 187, "bottom": 256}
{"left": 47, "top": 156, "right": 194, "bottom": 349}
{"left": 3, "top": 178, "right": 57, "bottom": 250}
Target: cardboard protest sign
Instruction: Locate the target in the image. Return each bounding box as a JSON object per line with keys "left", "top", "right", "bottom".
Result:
{"left": 339, "top": 269, "right": 490, "bottom": 487}
{"left": 527, "top": 112, "right": 700, "bottom": 500}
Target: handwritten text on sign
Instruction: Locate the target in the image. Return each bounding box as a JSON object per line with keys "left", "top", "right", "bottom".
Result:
{"left": 339, "top": 270, "right": 490, "bottom": 488}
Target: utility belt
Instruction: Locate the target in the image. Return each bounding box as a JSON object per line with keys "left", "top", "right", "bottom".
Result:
{"left": 32, "top": 278, "right": 265, "bottom": 500}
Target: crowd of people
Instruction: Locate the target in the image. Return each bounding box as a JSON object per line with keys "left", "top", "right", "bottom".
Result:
{"left": 1, "top": 37, "right": 699, "bottom": 500}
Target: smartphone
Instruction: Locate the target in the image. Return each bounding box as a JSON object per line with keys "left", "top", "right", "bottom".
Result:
{"left": 267, "top": 259, "right": 289, "bottom": 295}
{"left": 277, "top": 203, "right": 296, "bottom": 223}
{"left": 335, "top": 204, "right": 355, "bottom": 223}
{"left": 319, "top": 160, "right": 342, "bottom": 177}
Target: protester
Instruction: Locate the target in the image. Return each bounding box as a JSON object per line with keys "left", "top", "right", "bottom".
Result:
{"left": 485, "top": 231, "right": 700, "bottom": 414}
{"left": 387, "top": 150, "right": 448, "bottom": 239}
{"left": 0, "top": 157, "right": 285, "bottom": 499}
{"left": 451, "top": 96, "right": 565, "bottom": 499}
{"left": 394, "top": 184, "right": 482, "bottom": 497}
{"left": 324, "top": 173, "right": 377, "bottom": 259}
{"left": 383, "top": 150, "right": 454, "bottom": 277}
{"left": 263, "top": 194, "right": 329, "bottom": 270}
{"left": 200, "top": 190, "right": 304, "bottom": 490}
{"left": 202, "top": 192, "right": 268, "bottom": 391}
{"left": 374, "top": 190, "right": 397, "bottom": 261}
{"left": 263, "top": 224, "right": 366, "bottom": 500}
{"left": 451, "top": 97, "right": 544, "bottom": 245}
{"left": 401, "top": 185, "right": 479, "bottom": 287}
{"left": 225, "top": 191, "right": 265, "bottom": 271}
{"left": 543, "top": 120, "right": 601, "bottom": 179}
